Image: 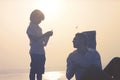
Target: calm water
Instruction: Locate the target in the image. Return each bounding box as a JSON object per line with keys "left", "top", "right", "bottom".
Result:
{"left": 0, "top": 71, "right": 75, "bottom": 80}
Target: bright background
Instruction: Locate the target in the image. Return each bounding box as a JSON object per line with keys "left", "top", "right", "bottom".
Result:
{"left": 0, "top": 0, "right": 120, "bottom": 73}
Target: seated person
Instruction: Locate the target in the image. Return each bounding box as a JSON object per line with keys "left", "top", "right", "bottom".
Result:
{"left": 66, "top": 32, "right": 102, "bottom": 80}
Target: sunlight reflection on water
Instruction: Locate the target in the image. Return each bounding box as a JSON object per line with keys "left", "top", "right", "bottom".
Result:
{"left": 0, "top": 71, "right": 75, "bottom": 80}
{"left": 43, "top": 71, "right": 65, "bottom": 80}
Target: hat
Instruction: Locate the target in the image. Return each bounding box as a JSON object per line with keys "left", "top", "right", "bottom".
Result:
{"left": 82, "top": 31, "right": 96, "bottom": 49}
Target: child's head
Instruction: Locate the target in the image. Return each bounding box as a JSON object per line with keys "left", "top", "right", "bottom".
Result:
{"left": 30, "top": 9, "right": 45, "bottom": 24}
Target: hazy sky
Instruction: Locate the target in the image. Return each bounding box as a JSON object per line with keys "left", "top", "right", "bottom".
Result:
{"left": 0, "top": 0, "right": 120, "bottom": 72}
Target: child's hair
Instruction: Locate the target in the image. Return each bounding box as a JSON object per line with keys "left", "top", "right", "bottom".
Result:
{"left": 30, "top": 9, "right": 45, "bottom": 24}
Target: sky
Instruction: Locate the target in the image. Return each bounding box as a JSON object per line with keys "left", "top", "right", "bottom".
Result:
{"left": 0, "top": 0, "right": 120, "bottom": 72}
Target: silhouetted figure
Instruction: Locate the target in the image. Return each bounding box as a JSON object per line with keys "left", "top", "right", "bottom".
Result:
{"left": 82, "top": 65, "right": 112, "bottom": 80}
{"left": 104, "top": 57, "right": 120, "bottom": 80}
{"left": 26, "top": 9, "right": 53, "bottom": 80}
{"left": 66, "top": 31, "right": 102, "bottom": 80}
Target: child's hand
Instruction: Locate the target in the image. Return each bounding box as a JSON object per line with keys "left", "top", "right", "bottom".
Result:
{"left": 50, "top": 30, "right": 53, "bottom": 36}
{"left": 45, "top": 30, "right": 53, "bottom": 37}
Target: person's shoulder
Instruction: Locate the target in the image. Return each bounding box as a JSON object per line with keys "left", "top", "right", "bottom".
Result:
{"left": 27, "top": 23, "right": 33, "bottom": 30}
{"left": 67, "top": 50, "right": 77, "bottom": 62}
{"left": 88, "top": 48, "right": 95, "bottom": 51}
{"left": 70, "top": 50, "right": 77, "bottom": 55}
{"left": 27, "top": 22, "right": 40, "bottom": 34}
{"left": 88, "top": 48, "right": 98, "bottom": 53}
{"left": 68, "top": 50, "right": 77, "bottom": 57}
{"left": 88, "top": 48, "right": 100, "bottom": 56}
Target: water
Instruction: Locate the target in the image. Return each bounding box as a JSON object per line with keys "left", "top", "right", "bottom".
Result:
{"left": 0, "top": 71, "right": 75, "bottom": 80}
{"left": 43, "top": 71, "right": 67, "bottom": 80}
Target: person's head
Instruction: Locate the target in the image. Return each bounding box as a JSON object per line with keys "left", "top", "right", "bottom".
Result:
{"left": 30, "top": 9, "right": 45, "bottom": 24}
{"left": 73, "top": 33, "right": 88, "bottom": 49}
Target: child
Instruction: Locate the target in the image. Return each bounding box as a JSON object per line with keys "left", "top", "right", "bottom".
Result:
{"left": 26, "top": 9, "right": 53, "bottom": 80}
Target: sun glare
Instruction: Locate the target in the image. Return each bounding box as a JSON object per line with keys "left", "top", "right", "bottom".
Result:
{"left": 35, "top": 0, "right": 61, "bottom": 17}
{"left": 43, "top": 71, "right": 64, "bottom": 80}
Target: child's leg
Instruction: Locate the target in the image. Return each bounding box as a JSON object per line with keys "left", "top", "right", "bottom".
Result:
{"left": 37, "top": 74, "right": 42, "bottom": 80}
{"left": 29, "top": 71, "right": 35, "bottom": 80}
